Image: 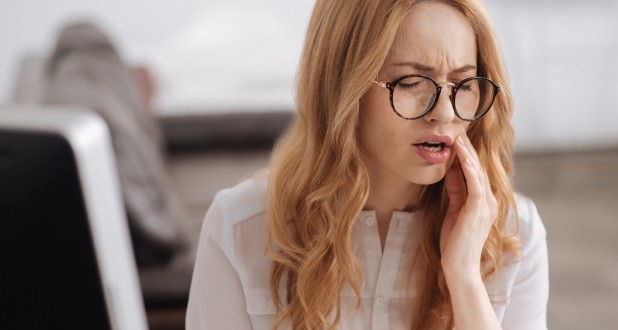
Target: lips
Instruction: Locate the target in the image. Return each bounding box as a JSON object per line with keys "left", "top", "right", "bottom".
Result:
{"left": 412, "top": 134, "right": 454, "bottom": 164}
{"left": 417, "top": 142, "right": 445, "bottom": 152}
{"left": 412, "top": 134, "right": 454, "bottom": 147}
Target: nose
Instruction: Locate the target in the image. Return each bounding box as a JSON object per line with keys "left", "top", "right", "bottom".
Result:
{"left": 423, "top": 82, "right": 456, "bottom": 125}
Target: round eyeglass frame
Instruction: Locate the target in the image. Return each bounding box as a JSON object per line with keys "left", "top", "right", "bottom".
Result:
{"left": 373, "top": 74, "right": 501, "bottom": 122}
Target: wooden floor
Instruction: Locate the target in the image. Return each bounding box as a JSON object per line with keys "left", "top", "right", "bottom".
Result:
{"left": 160, "top": 148, "right": 618, "bottom": 330}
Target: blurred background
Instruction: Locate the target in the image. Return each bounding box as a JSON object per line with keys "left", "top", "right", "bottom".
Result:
{"left": 1, "top": 0, "right": 616, "bottom": 329}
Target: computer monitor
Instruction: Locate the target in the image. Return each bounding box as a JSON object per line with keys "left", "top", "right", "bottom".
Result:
{"left": 0, "top": 107, "right": 148, "bottom": 330}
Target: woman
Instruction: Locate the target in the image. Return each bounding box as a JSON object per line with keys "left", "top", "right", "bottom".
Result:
{"left": 186, "top": 0, "right": 549, "bottom": 329}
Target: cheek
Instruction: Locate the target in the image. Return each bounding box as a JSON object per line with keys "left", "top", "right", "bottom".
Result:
{"left": 360, "top": 93, "right": 400, "bottom": 149}
{"left": 360, "top": 91, "right": 381, "bottom": 133}
{"left": 361, "top": 88, "right": 391, "bottom": 118}
{"left": 359, "top": 99, "right": 397, "bottom": 158}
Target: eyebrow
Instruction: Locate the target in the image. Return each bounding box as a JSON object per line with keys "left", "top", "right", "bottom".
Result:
{"left": 388, "top": 61, "right": 476, "bottom": 73}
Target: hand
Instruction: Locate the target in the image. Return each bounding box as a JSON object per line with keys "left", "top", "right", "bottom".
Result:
{"left": 440, "top": 128, "right": 498, "bottom": 278}
{"left": 133, "top": 65, "right": 156, "bottom": 112}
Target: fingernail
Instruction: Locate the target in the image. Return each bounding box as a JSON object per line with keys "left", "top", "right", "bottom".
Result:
{"left": 457, "top": 136, "right": 464, "bottom": 145}
{"left": 466, "top": 157, "right": 472, "bottom": 167}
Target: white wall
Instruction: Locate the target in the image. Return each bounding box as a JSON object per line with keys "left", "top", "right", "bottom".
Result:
{"left": 0, "top": 0, "right": 313, "bottom": 113}
{"left": 1, "top": 0, "right": 617, "bottom": 151}
{"left": 485, "top": 0, "right": 618, "bottom": 151}
{"left": 0, "top": 0, "right": 201, "bottom": 97}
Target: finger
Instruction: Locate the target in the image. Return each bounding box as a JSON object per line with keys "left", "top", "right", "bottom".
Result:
{"left": 453, "top": 133, "right": 469, "bottom": 165}
{"left": 463, "top": 154, "right": 484, "bottom": 200}
{"left": 459, "top": 129, "right": 493, "bottom": 199}
{"left": 455, "top": 137, "right": 484, "bottom": 200}
{"left": 460, "top": 131, "right": 499, "bottom": 225}
{"left": 459, "top": 127, "right": 481, "bottom": 165}
{"left": 445, "top": 161, "right": 467, "bottom": 208}
{"left": 454, "top": 134, "right": 480, "bottom": 183}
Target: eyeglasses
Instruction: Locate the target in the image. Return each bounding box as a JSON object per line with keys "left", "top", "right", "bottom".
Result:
{"left": 373, "top": 74, "right": 501, "bottom": 121}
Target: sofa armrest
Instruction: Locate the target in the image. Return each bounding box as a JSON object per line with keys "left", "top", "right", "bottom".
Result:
{"left": 158, "top": 111, "right": 295, "bottom": 152}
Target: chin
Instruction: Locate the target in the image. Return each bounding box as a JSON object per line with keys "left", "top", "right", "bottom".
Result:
{"left": 407, "top": 165, "right": 447, "bottom": 185}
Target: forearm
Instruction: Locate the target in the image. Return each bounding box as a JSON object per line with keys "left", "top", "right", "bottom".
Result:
{"left": 446, "top": 271, "right": 502, "bottom": 330}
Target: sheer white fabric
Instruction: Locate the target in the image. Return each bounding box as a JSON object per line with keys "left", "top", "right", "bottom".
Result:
{"left": 186, "top": 178, "right": 548, "bottom": 329}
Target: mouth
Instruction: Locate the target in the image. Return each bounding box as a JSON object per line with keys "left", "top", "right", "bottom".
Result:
{"left": 414, "top": 141, "right": 447, "bottom": 152}
{"left": 411, "top": 135, "right": 454, "bottom": 164}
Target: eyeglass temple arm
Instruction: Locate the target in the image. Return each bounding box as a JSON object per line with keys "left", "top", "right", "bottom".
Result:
{"left": 373, "top": 80, "right": 388, "bottom": 88}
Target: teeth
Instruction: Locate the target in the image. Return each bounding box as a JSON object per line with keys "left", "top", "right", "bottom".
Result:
{"left": 420, "top": 144, "right": 442, "bottom": 152}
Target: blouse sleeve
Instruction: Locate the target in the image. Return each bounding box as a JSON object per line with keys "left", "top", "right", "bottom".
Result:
{"left": 502, "top": 198, "right": 550, "bottom": 330}
{"left": 186, "top": 194, "right": 252, "bottom": 330}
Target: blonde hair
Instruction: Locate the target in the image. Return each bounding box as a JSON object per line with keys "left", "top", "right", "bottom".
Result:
{"left": 266, "top": 0, "right": 519, "bottom": 329}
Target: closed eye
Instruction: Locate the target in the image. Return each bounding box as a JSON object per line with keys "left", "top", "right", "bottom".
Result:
{"left": 459, "top": 83, "right": 473, "bottom": 92}
{"left": 399, "top": 81, "right": 421, "bottom": 89}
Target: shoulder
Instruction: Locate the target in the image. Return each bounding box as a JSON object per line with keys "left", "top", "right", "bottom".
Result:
{"left": 487, "top": 193, "right": 546, "bottom": 283}
{"left": 187, "top": 177, "right": 273, "bottom": 327}
{"left": 203, "top": 176, "right": 269, "bottom": 255}
{"left": 511, "top": 193, "right": 547, "bottom": 255}
{"left": 200, "top": 176, "right": 272, "bottom": 291}
{"left": 211, "top": 176, "right": 268, "bottom": 227}
{"left": 486, "top": 194, "right": 549, "bottom": 326}
{"left": 485, "top": 194, "right": 549, "bottom": 320}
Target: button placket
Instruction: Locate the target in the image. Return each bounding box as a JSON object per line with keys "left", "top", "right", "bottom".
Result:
{"left": 357, "top": 212, "right": 381, "bottom": 298}
{"left": 371, "top": 212, "right": 411, "bottom": 329}
{"left": 364, "top": 215, "right": 375, "bottom": 226}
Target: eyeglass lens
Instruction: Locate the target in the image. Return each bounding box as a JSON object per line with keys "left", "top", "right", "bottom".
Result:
{"left": 392, "top": 76, "right": 495, "bottom": 120}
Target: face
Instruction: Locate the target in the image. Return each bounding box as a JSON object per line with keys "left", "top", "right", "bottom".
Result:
{"left": 359, "top": 2, "right": 477, "bottom": 188}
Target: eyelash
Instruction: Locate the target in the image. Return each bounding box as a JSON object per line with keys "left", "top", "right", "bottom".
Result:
{"left": 399, "top": 81, "right": 421, "bottom": 89}
{"left": 459, "top": 83, "right": 473, "bottom": 92}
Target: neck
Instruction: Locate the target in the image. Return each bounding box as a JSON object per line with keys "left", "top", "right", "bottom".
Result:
{"left": 364, "top": 172, "right": 422, "bottom": 220}
{"left": 364, "top": 170, "right": 421, "bottom": 252}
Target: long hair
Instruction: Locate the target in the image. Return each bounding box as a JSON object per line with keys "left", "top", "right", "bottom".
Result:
{"left": 266, "top": 0, "right": 519, "bottom": 329}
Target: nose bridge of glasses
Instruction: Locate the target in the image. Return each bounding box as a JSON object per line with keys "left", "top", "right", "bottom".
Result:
{"left": 427, "top": 81, "right": 457, "bottom": 119}
{"left": 432, "top": 81, "right": 457, "bottom": 105}
{"left": 436, "top": 81, "right": 456, "bottom": 95}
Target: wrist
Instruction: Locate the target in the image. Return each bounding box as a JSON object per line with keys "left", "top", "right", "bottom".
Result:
{"left": 445, "top": 268, "right": 501, "bottom": 330}
{"left": 442, "top": 264, "right": 482, "bottom": 285}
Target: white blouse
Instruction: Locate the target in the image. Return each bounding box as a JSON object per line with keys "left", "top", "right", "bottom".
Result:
{"left": 186, "top": 177, "right": 548, "bottom": 329}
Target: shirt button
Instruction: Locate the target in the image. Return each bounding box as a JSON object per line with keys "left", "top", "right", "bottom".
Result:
{"left": 375, "top": 296, "right": 384, "bottom": 306}
{"left": 364, "top": 216, "right": 375, "bottom": 226}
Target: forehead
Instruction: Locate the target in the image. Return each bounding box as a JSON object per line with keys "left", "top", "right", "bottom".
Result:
{"left": 385, "top": 2, "right": 477, "bottom": 71}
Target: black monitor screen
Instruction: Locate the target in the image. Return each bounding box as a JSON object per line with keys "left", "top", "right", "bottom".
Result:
{"left": 0, "top": 130, "right": 111, "bottom": 330}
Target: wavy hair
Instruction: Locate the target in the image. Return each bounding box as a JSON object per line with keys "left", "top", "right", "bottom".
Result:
{"left": 266, "top": 0, "right": 519, "bottom": 329}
